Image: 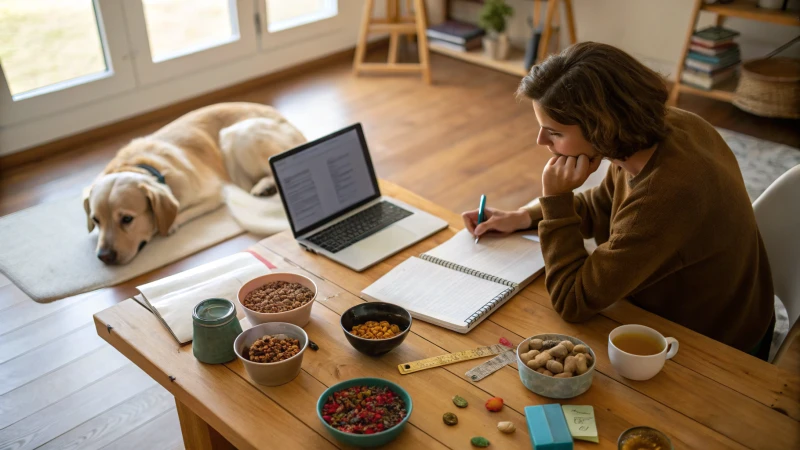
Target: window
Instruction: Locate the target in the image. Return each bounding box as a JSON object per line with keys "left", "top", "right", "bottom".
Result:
{"left": 266, "top": 0, "right": 338, "bottom": 33}
{"left": 0, "top": 0, "right": 109, "bottom": 100}
{"left": 141, "top": 0, "right": 239, "bottom": 62}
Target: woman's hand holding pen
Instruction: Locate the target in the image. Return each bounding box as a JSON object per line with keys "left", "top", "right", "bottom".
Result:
{"left": 462, "top": 208, "right": 532, "bottom": 238}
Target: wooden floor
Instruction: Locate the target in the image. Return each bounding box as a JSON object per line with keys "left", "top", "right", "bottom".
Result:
{"left": 1, "top": 45, "right": 798, "bottom": 449}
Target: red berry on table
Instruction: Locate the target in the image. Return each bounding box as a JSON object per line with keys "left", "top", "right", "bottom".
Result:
{"left": 485, "top": 397, "right": 504, "bottom": 412}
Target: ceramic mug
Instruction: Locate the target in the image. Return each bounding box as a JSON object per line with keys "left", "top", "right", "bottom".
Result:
{"left": 608, "top": 324, "right": 678, "bottom": 381}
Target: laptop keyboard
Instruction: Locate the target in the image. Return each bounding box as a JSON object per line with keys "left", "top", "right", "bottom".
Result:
{"left": 307, "top": 201, "right": 413, "bottom": 253}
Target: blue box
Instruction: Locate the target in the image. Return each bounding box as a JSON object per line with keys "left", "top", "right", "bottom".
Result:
{"left": 524, "top": 404, "right": 573, "bottom": 450}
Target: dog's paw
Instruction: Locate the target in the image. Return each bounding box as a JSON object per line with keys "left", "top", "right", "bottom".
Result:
{"left": 168, "top": 223, "right": 179, "bottom": 235}
{"left": 251, "top": 178, "right": 278, "bottom": 197}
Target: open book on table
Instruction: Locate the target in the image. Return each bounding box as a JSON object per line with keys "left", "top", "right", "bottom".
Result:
{"left": 361, "top": 229, "right": 545, "bottom": 333}
{"left": 135, "top": 251, "right": 273, "bottom": 344}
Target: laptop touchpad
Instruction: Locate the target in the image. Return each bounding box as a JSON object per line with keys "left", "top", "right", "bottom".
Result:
{"left": 348, "top": 225, "right": 415, "bottom": 256}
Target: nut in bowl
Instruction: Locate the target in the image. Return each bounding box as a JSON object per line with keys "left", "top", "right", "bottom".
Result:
{"left": 237, "top": 272, "right": 317, "bottom": 327}
{"left": 340, "top": 302, "right": 411, "bottom": 356}
{"left": 233, "top": 322, "right": 308, "bottom": 386}
{"left": 516, "top": 333, "right": 596, "bottom": 399}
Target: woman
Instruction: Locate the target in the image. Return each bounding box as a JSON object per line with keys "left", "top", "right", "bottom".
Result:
{"left": 463, "top": 42, "right": 774, "bottom": 358}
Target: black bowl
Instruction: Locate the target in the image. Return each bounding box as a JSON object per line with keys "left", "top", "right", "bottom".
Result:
{"left": 340, "top": 302, "right": 412, "bottom": 356}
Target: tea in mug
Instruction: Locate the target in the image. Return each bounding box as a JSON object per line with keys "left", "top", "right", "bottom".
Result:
{"left": 612, "top": 332, "right": 664, "bottom": 356}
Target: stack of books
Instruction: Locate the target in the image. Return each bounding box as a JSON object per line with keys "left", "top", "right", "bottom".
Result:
{"left": 426, "top": 20, "right": 485, "bottom": 52}
{"left": 681, "top": 26, "right": 741, "bottom": 90}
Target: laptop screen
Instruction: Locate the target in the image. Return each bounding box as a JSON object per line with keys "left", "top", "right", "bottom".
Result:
{"left": 270, "top": 124, "right": 380, "bottom": 236}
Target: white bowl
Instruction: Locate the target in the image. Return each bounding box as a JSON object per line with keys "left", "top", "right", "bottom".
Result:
{"left": 237, "top": 273, "right": 317, "bottom": 327}
{"left": 234, "top": 322, "right": 308, "bottom": 386}
{"left": 516, "top": 333, "right": 595, "bottom": 399}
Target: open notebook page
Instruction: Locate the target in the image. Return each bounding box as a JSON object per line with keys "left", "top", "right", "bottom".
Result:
{"left": 361, "top": 256, "right": 511, "bottom": 332}
{"left": 422, "top": 229, "right": 545, "bottom": 286}
{"left": 137, "top": 253, "right": 270, "bottom": 344}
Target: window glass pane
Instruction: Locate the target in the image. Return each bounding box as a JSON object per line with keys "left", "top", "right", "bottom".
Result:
{"left": 142, "top": 0, "right": 236, "bottom": 62}
{"left": 0, "top": 0, "right": 107, "bottom": 97}
{"left": 267, "top": 0, "right": 337, "bottom": 32}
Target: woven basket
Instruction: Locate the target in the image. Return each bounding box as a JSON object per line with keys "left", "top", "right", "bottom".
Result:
{"left": 733, "top": 57, "right": 800, "bottom": 119}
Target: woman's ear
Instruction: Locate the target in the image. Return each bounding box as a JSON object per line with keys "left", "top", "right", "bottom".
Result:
{"left": 139, "top": 182, "right": 179, "bottom": 236}
{"left": 82, "top": 185, "right": 94, "bottom": 233}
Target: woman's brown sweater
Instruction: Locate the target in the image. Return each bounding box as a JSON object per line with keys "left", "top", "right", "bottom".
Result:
{"left": 526, "top": 108, "right": 774, "bottom": 352}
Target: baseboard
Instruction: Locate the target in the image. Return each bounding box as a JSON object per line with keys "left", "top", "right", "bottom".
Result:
{"left": 0, "top": 39, "right": 388, "bottom": 172}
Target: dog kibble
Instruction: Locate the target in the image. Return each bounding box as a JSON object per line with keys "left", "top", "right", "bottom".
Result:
{"left": 350, "top": 320, "right": 402, "bottom": 340}
{"left": 453, "top": 395, "right": 468, "bottom": 408}
{"left": 245, "top": 335, "right": 300, "bottom": 363}
{"left": 243, "top": 281, "right": 314, "bottom": 313}
{"left": 443, "top": 412, "right": 458, "bottom": 426}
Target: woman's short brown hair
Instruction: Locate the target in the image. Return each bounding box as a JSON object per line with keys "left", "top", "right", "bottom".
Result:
{"left": 517, "top": 42, "right": 669, "bottom": 160}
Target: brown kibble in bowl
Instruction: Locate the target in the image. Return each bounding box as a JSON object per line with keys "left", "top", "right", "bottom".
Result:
{"left": 243, "top": 281, "right": 314, "bottom": 313}
{"left": 245, "top": 335, "right": 301, "bottom": 363}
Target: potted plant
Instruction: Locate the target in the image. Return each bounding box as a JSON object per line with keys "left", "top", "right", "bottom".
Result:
{"left": 478, "top": 0, "right": 514, "bottom": 60}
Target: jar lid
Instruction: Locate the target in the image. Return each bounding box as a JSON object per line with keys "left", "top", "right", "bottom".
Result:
{"left": 193, "top": 298, "right": 236, "bottom": 327}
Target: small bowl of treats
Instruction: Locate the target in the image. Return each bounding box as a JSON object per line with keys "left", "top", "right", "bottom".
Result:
{"left": 317, "top": 377, "right": 413, "bottom": 447}
{"left": 618, "top": 426, "right": 673, "bottom": 450}
{"left": 234, "top": 322, "right": 308, "bottom": 386}
{"left": 516, "top": 333, "right": 596, "bottom": 399}
{"left": 340, "top": 302, "right": 412, "bottom": 356}
{"left": 237, "top": 273, "right": 317, "bottom": 327}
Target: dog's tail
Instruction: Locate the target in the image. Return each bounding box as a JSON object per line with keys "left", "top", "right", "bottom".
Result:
{"left": 222, "top": 184, "right": 289, "bottom": 236}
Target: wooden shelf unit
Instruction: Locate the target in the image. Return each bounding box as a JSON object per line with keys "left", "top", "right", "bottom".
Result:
{"left": 668, "top": 0, "right": 800, "bottom": 106}
{"left": 430, "top": 0, "right": 576, "bottom": 77}
{"left": 428, "top": 42, "right": 528, "bottom": 76}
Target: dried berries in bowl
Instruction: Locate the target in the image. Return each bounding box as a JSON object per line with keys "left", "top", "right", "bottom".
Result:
{"left": 317, "top": 378, "right": 413, "bottom": 447}
{"left": 242, "top": 281, "right": 314, "bottom": 313}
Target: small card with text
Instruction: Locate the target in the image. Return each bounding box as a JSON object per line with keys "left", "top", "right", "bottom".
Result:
{"left": 561, "top": 405, "right": 599, "bottom": 443}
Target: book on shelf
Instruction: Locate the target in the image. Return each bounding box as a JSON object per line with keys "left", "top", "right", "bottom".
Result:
{"left": 685, "top": 57, "right": 739, "bottom": 73}
{"left": 426, "top": 20, "right": 485, "bottom": 45}
{"left": 680, "top": 66, "right": 737, "bottom": 90}
{"left": 689, "top": 42, "right": 737, "bottom": 56}
{"left": 428, "top": 36, "right": 482, "bottom": 52}
{"left": 690, "top": 26, "right": 740, "bottom": 47}
{"left": 686, "top": 50, "right": 740, "bottom": 65}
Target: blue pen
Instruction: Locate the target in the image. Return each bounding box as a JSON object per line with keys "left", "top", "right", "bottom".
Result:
{"left": 475, "top": 194, "right": 486, "bottom": 244}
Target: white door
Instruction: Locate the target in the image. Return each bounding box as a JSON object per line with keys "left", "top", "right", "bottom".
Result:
{"left": 123, "top": 0, "right": 258, "bottom": 85}
{"left": 258, "top": 0, "right": 343, "bottom": 50}
{"left": 0, "top": 0, "right": 136, "bottom": 127}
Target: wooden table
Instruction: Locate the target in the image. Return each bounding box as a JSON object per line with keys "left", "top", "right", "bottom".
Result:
{"left": 94, "top": 180, "right": 800, "bottom": 450}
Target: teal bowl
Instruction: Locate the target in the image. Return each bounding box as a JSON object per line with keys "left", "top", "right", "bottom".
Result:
{"left": 316, "top": 377, "right": 413, "bottom": 448}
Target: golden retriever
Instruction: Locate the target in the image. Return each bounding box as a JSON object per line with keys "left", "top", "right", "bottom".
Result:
{"left": 83, "top": 102, "right": 306, "bottom": 265}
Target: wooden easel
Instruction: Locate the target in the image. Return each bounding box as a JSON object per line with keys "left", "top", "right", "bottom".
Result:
{"left": 353, "top": 0, "right": 432, "bottom": 84}
{"left": 533, "top": 0, "right": 577, "bottom": 63}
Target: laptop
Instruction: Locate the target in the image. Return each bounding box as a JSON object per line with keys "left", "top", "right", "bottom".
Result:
{"left": 269, "top": 123, "right": 448, "bottom": 272}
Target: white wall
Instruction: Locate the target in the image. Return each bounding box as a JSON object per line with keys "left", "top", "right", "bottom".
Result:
{"left": 0, "top": 0, "right": 446, "bottom": 156}
{"left": 450, "top": 0, "right": 800, "bottom": 78}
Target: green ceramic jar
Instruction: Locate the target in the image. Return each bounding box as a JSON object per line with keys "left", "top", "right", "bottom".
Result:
{"left": 192, "top": 298, "right": 242, "bottom": 364}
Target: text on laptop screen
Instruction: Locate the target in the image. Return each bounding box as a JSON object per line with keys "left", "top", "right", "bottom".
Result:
{"left": 273, "top": 129, "right": 378, "bottom": 232}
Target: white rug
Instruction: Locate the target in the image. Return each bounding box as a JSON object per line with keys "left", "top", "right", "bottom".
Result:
{"left": 0, "top": 197, "right": 245, "bottom": 303}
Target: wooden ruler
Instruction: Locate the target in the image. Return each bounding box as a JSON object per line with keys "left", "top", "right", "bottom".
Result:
{"left": 398, "top": 344, "right": 511, "bottom": 375}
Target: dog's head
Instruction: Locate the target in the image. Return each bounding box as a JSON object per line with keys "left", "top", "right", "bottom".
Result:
{"left": 83, "top": 172, "right": 178, "bottom": 265}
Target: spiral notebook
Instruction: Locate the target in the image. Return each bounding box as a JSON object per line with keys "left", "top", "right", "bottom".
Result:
{"left": 361, "top": 229, "right": 545, "bottom": 333}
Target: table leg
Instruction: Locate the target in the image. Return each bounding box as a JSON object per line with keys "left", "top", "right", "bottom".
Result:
{"left": 175, "top": 398, "right": 235, "bottom": 450}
